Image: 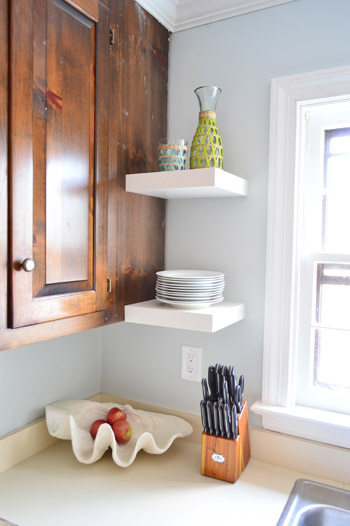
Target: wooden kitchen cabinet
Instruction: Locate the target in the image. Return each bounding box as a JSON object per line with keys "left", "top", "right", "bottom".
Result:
{"left": 10, "top": 0, "right": 109, "bottom": 328}
{"left": 0, "top": 0, "right": 167, "bottom": 350}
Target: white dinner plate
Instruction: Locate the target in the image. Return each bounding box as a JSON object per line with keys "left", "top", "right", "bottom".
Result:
{"left": 156, "top": 296, "right": 224, "bottom": 309}
{"left": 156, "top": 270, "right": 224, "bottom": 280}
{"left": 155, "top": 290, "right": 223, "bottom": 299}
{"left": 156, "top": 284, "right": 224, "bottom": 293}
{"left": 157, "top": 276, "right": 224, "bottom": 283}
{"left": 156, "top": 279, "right": 224, "bottom": 287}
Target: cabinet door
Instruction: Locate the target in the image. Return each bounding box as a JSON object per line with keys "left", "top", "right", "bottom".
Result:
{"left": 10, "top": 0, "right": 109, "bottom": 328}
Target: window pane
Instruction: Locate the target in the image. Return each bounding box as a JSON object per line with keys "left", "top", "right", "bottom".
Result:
{"left": 329, "top": 135, "right": 350, "bottom": 154}
{"left": 323, "top": 156, "right": 350, "bottom": 253}
{"left": 314, "top": 328, "right": 350, "bottom": 390}
{"left": 295, "top": 100, "right": 350, "bottom": 417}
{"left": 316, "top": 264, "right": 350, "bottom": 329}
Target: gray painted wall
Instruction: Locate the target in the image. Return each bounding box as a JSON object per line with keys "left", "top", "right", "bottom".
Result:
{"left": 0, "top": 329, "right": 102, "bottom": 436}
{"left": 101, "top": 0, "right": 350, "bottom": 427}
{"left": 1, "top": 0, "right": 349, "bottom": 437}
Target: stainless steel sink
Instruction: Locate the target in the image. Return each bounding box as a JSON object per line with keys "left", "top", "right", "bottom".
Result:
{"left": 276, "top": 479, "right": 350, "bottom": 526}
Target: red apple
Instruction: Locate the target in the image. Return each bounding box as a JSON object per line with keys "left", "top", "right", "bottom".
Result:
{"left": 107, "top": 407, "right": 127, "bottom": 425}
{"left": 90, "top": 419, "right": 107, "bottom": 439}
{"left": 112, "top": 420, "right": 132, "bottom": 443}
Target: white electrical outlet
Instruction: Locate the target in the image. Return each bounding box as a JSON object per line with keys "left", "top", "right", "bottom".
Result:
{"left": 181, "top": 345, "right": 202, "bottom": 382}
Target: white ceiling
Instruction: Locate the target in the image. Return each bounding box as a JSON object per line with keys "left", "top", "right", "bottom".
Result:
{"left": 136, "top": 0, "right": 296, "bottom": 32}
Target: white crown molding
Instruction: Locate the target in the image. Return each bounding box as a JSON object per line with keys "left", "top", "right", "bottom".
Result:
{"left": 135, "top": 0, "right": 178, "bottom": 32}
{"left": 136, "top": 0, "right": 296, "bottom": 32}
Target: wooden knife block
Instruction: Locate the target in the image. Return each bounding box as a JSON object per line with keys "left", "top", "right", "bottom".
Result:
{"left": 200, "top": 401, "right": 251, "bottom": 483}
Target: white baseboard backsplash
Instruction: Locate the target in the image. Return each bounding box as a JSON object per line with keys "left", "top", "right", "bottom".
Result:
{"left": 0, "top": 393, "right": 348, "bottom": 484}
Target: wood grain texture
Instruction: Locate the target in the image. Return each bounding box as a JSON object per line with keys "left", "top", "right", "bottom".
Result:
{"left": 1, "top": 0, "right": 167, "bottom": 349}
{"left": 0, "top": 312, "right": 105, "bottom": 351}
{"left": 9, "top": 0, "right": 109, "bottom": 327}
{"left": 106, "top": 0, "right": 168, "bottom": 322}
{"left": 201, "top": 402, "right": 251, "bottom": 483}
{"left": 237, "top": 400, "right": 251, "bottom": 468}
{"left": 201, "top": 433, "right": 243, "bottom": 483}
{"left": 94, "top": 0, "right": 110, "bottom": 312}
{"left": 44, "top": 0, "right": 95, "bottom": 284}
{"left": 0, "top": 0, "right": 8, "bottom": 332}
{"left": 64, "top": 0, "right": 98, "bottom": 21}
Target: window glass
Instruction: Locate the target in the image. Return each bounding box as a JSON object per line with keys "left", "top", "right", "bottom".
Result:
{"left": 313, "top": 328, "right": 350, "bottom": 390}
{"left": 323, "top": 128, "right": 350, "bottom": 253}
{"left": 312, "top": 263, "right": 350, "bottom": 392}
{"left": 296, "top": 102, "right": 350, "bottom": 414}
{"left": 315, "top": 263, "right": 350, "bottom": 328}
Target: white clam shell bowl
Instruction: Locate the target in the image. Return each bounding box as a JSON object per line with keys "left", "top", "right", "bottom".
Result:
{"left": 46, "top": 399, "right": 193, "bottom": 468}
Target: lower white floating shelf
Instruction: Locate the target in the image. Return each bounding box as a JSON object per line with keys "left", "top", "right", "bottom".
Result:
{"left": 124, "top": 299, "right": 245, "bottom": 333}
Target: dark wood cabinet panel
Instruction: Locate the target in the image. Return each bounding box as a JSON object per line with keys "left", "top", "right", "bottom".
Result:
{"left": 0, "top": 0, "right": 9, "bottom": 336}
{"left": 106, "top": 0, "right": 167, "bottom": 322}
{"left": 0, "top": 0, "right": 167, "bottom": 349}
{"left": 10, "top": 0, "right": 109, "bottom": 328}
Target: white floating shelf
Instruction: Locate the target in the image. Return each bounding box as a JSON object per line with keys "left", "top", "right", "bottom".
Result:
{"left": 124, "top": 299, "right": 245, "bottom": 333}
{"left": 126, "top": 167, "right": 248, "bottom": 199}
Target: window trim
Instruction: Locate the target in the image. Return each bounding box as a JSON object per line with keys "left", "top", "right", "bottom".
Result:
{"left": 251, "top": 65, "right": 350, "bottom": 449}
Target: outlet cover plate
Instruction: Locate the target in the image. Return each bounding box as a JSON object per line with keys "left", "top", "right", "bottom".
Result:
{"left": 181, "top": 345, "right": 202, "bottom": 382}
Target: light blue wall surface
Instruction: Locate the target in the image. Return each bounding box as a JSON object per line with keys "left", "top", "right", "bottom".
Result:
{"left": 1, "top": 0, "right": 349, "bottom": 436}
{"left": 101, "top": 0, "right": 350, "bottom": 426}
{"left": 0, "top": 329, "right": 102, "bottom": 436}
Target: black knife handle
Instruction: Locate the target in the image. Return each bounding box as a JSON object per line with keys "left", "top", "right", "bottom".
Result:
{"left": 223, "top": 379, "right": 230, "bottom": 404}
{"left": 228, "top": 373, "right": 236, "bottom": 404}
{"left": 208, "top": 366, "right": 218, "bottom": 401}
{"left": 215, "top": 363, "right": 223, "bottom": 398}
{"left": 201, "top": 378, "right": 209, "bottom": 402}
{"left": 231, "top": 404, "right": 238, "bottom": 440}
{"left": 213, "top": 401, "right": 219, "bottom": 436}
{"left": 229, "top": 365, "right": 236, "bottom": 380}
{"left": 200, "top": 400, "right": 209, "bottom": 434}
{"left": 235, "top": 384, "right": 242, "bottom": 413}
{"left": 223, "top": 403, "right": 232, "bottom": 439}
{"left": 206, "top": 400, "right": 214, "bottom": 435}
{"left": 239, "top": 374, "right": 245, "bottom": 397}
{"left": 218, "top": 402, "right": 225, "bottom": 438}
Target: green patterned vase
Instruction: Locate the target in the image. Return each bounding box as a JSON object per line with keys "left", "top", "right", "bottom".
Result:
{"left": 190, "top": 86, "right": 223, "bottom": 169}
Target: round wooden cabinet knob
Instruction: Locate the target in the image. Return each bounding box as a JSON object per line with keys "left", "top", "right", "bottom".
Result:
{"left": 22, "top": 258, "right": 35, "bottom": 272}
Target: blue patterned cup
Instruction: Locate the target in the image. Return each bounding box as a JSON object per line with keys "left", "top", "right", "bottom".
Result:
{"left": 158, "top": 138, "right": 188, "bottom": 171}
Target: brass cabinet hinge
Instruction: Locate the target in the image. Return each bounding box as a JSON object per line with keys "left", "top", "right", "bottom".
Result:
{"left": 109, "top": 28, "right": 115, "bottom": 47}
{"left": 107, "top": 276, "right": 112, "bottom": 295}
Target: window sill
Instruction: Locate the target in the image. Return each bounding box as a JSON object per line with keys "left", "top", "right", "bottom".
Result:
{"left": 251, "top": 402, "right": 350, "bottom": 449}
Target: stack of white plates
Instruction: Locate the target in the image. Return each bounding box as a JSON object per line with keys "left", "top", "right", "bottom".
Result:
{"left": 156, "top": 270, "right": 225, "bottom": 309}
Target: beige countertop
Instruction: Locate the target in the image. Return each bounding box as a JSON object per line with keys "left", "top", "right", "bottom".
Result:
{"left": 0, "top": 437, "right": 342, "bottom": 526}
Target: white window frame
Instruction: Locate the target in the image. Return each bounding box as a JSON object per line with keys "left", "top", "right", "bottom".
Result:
{"left": 251, "top": 66, "right": 350, "bottom": 449}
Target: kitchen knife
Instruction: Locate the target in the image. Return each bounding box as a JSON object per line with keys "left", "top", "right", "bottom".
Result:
{"left": 213, "top": 401, "right": 219, "bottom": 436}
{"left": 238, "top": 374, "right": 245, "bottom": 397}
{"left": 215, "top": 363, "right": 223, "bottom": 399}
{"left": 218, "top": 401, "right": 225, "bottom": 437}
{"left": 223, "top": 403, "right": 232, "bottom": 439}
{"left": 201, "top": 378, "right": 210, "bottom": 402}
{"left": 220, "top": 368, "right": 228, "bottom": 400}
{"left": 228, "top": 365, "right": 236, "bottom": 380}
{"left": 231, "top": 404, "right": 238, "bottom": 439}
{"left": 235, "top": 384, "right": 242, "bottom": 413}
{"left": 207, "top": 365, "right": 218, "bottom": 401}
{"left": 200, "top": 399, "right": 209, "bottom": 434}
{"left": 223, "top": 379, "right": 230, "bottom": 405}
{"left": 206, "top": 400, "right": 214, "bottom": 435}
{"left": 228, "top": 372, "right": 236, "bottom": 404}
